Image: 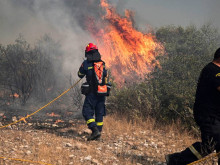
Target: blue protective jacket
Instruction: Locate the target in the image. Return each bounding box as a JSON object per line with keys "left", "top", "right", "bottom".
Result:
{"left": 78, "top": 59, "right": 107, "bottom": 93}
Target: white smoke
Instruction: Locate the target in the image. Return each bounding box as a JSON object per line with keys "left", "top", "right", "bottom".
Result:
{"left": 1, "top": 0, "right": 219, "bottom": 75}
{"left": 0, "top": 0, "right": 97, "bottom": 74}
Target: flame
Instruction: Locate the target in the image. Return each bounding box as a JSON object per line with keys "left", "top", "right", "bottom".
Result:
{"left": 86, "top": 0, "right": 164, "bottom": 85}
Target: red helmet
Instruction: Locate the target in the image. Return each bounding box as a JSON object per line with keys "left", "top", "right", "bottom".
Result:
{"left": 85, "top": 43, "right": 98, "bottom": 52}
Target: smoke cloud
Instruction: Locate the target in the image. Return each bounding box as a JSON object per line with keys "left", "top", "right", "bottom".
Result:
{"left": 105, "top": 0, "right": 220, "bottom": 30}
{"left": 0, "top": 0, "right": 106, "bottom": 116}
{"left": 0, "top": 0, "right": 103, "bottom": 75}
{"left": 1, "top": 0, "right": 219, "bottom": 76}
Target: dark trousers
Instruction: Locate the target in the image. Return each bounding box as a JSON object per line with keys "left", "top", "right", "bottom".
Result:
{"left": 82, "top": 93, "right": 106, "bottom": 132}
{"left": 170, "top": 117, "right": 220, "bottom": 165}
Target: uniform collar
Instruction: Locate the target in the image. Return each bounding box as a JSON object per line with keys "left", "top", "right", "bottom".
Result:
{"left": 212, "top": 61, "right": 220, "bottom": 68}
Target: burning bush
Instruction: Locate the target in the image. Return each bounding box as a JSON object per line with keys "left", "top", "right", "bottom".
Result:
{"left": 108, "top": 23, "right": 220, "bottom": 130}
{"left": 87, "top": 0, "right": 164, "bottom": 85}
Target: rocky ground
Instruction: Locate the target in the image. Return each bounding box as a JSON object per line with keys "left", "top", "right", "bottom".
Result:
{"left": 0, "top": 114, "right": 217, "bottom": 165}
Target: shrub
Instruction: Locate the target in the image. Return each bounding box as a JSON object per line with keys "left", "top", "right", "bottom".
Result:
{"left": 108, "top": 23, "right": 220, "bottom": 130}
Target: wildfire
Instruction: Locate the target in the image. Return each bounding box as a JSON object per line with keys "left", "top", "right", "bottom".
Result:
{"left": 87, "top": 0, "right": 164, "bottom": 85}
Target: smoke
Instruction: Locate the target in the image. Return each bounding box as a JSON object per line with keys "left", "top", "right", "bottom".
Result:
{"left": 0, "top": 0, "right": 107, "bottom": 116}
{"left": 1, "top": 0, "right": 219, "bottom": 82}
{"left": 104, "top": 0, "right": 220, "bottom": 31}
{"left": 205, "top": 0, "right": 220, "bottom": 29}
{"left": 0, "top": 0, "right": 104, "bottom": 75}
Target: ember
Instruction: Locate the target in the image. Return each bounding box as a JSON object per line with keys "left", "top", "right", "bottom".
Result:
{"left": 55, "top": 119, "right": 64, "bottom": 124}
{"left": 47, "top": 112, "right": 60, "bottom": 117}
{"left": 13, "top": 93, "right": 19, "bottom": 98}
{"left": 9, "top": 93, "right": 19, "bottom": 98}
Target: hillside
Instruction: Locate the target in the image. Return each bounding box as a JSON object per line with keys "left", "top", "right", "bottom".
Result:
{"left": 0, "top": 115, "right": 199, "bottom": 165}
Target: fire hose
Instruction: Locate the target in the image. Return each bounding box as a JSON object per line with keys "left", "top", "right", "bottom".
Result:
{"left": 0, "top": 156, "right": 52, "bottom": 165}
{"left": 0, "top": 78, "right": 82, "bottom": 164}
{"left": 0, "top": 78, "right": 82, "bottom": 129}
{"left": 187, "top": 152, "right": 220, "bottom": 165}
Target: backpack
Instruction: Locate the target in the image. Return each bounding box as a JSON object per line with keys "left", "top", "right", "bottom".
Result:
{"left": 93, "top": 61, "right": 111, "bottom": 96}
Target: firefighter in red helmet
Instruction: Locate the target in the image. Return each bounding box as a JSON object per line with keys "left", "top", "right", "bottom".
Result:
{"left": 78, "top": 43, "right": 111, "bottom": 141}
{"left": 85, "top": 43, "right": 97, "bottom": 52}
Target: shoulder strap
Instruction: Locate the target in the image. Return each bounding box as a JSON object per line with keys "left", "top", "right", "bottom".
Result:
{"left": 93, "top": 61, "right": 104, "bottom": 84}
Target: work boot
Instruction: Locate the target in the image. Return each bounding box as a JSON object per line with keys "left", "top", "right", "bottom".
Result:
{"left": 95, "top": 135, "right": 102, "bottom": 141}
{"left": 87, "top": 126, "right": 101, "bottom": 141}
{"left": 165, "top": 153, "right": 183, "bottom": 165}
{"left": 165, "top": 154, "right": 174, "bottom": 165}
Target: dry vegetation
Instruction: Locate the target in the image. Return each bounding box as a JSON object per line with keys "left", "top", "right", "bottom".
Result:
{"left": 0, "top": 114, "right": 210, "bottom": 165}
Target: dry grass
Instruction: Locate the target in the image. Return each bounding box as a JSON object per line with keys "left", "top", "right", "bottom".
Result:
{"left": 0, "top": 114, "right": 217, "bottom": 165}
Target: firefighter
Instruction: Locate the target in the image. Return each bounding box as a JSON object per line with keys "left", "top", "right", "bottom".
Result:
{"left": 166, "top": 47, "right": 220, "bottom": 165}
{"left": 78, "top": 43, "right": 109, "bottom": 141}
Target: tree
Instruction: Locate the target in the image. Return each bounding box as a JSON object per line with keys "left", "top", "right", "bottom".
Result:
{"left": 33, "top": 35, "right": 64, "bottom": 101}
{"left": 153, "top": 24, "right": 220, "bottom": 124}
{"left": 4, "top": 36, "right": 38, "bottom": 105}
{"left": 1, "top": 35, "right": 64, "bottom": 105}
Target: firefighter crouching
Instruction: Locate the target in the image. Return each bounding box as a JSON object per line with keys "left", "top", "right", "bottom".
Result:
{"left": 166, "top": 48, "right": 220, "bottom": 165}
{"left": 78, "top": 43, "right": 111, "bottom": 141}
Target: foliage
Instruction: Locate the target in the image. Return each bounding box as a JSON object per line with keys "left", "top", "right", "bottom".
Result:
{"left": 0, "top": 35, "right": 65, "bottom": 105}
{"left": 2, "top": 36, "right": 37, "bottom": 105}
{"left": 108, "top": 23, "right": 220, "bottom": 128}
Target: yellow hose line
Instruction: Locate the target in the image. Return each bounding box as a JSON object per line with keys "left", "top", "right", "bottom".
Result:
{"left": 0, "top": 79, "right": 82, "bottom": 129}
{"left": 0, "top": 156, "right": 52, "bottom": 165}
{"left": 187, "top": 152, "right": 220, "bottom": 165}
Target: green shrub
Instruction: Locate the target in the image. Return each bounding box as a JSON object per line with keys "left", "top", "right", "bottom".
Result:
{"left": 108, "top": 23, "right": 220, "bottom": 129}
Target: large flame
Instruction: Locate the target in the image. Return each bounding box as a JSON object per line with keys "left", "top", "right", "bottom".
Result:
{"left": 87, "top": 0, "right": 164, "bottom": 85}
